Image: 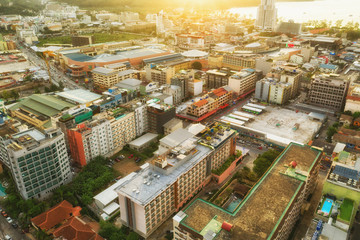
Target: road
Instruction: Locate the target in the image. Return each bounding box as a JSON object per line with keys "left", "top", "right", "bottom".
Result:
{"left": 0, "top": 214, "right": 27, "bottom": 240}
{"left": 16, "top": 41, "right": 84, "bottom": 90}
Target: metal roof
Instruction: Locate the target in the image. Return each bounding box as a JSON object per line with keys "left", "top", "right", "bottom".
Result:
{"left": 56, "top": 90, "right": 101, "bottom": 104}
{"left": 333, "top": 165, "right": 360, "bottom": 180}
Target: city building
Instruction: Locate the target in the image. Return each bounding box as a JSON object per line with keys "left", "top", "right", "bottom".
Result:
{"left": 255, "top": 77, "right": 292, "bottom": 105}
{"left": 205, "top": 69, "right": 233, "bottom": 90}
{"left": 332, "top": 127, "right": 360, "bottom": 151}
{"left": 116, "top": 125, "right": 238, "bottom": 238}
{"left": 8, "top": 94, "right": 75, "bottom": 130}
{"left": 0, "top": 128, "right": 72, "bottom": 199}
{"left": 147, "top": 99, "right": 176, "bottom": 134}
{"left": 163, "top": 85, "right": 182, "bottom": 105}
{"left": 121, "top": 100, "right": 149, "bottom": 137}
{"left": 107, "top": 110, "right": 136, "bottom": 151}
{"left": 173, "top": 143, "right": 322, "bottom": 240}
{"left": 145, "top": 64, "right": 175, "bottom": 85}
{"left": 228, "top": 69, "right": 260, "bottom": 95}
{"left": 115, "top": 78, "right": 142, "bottom": 91}
{"left": 55, "top": 89, "right": 102, "bottom": 107}
{"left": 175, "top": 33, "right": 214, "bottom": 50}
{"left": 67, "top": 118, "right": 114, "bottom": 167}
{"left": 171, "top": 72, "right": 190, "bottom": 101}
{"left": 344, "top": 81, "right": 360, "bottom": 113}
{"left": 163, "top": 118, "right": 183, "bottom": 135}
{"left": 128, "top": 133, "right": 158, "bottom": 152}
{"left": 222, "top": 54, "right": 258, "bottom": 71}
{"left": 187, "top": 87, "right": 233, "bottom": 118}
{"left": 308, "top": 75, "right": 349, "bottom": 111}
{"left": 92, "top": 63, "right": 137, "bottom": 90}
{"left": 319, "top": 64, "right": 339, "bottom": 74}
{"left": 276, "top": 20, "right": 302, "bottom": 35}
{"left": 255, "top": 0, "right": 277, "bottom": 31}
{"left": 188, "top": 79, "right": 203, "bottom": 97}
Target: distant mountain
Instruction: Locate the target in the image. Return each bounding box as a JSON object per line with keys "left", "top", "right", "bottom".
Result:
{"left": 58, "top": 0, "right": 315, "bottom": 12}
{"left": 0, "top": 0, "right": 43, "bottom": 16}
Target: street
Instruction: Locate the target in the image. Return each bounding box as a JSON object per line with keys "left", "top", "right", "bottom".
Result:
{"left": 0, "top": 214, "right": 27, "bottom": 240}
{"left": 16, "top": 41, "right": 84, "bottom": 91}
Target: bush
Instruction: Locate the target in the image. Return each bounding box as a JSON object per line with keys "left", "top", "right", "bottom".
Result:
{"left": 252, "top": 149, "right": 280, "bottom": 177}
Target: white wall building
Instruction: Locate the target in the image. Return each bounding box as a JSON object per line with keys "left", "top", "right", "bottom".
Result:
{"left": 255, "top": 0, "right": 277, "bottom": 31}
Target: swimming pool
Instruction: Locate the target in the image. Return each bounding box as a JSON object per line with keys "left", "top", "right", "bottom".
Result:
{"left": 0, "top": 182, "right": 6, "bottom": 197}
{"left": 321, "top": 198, "right": 334, "bottom": 214}
{"left": 226, "top": 197, "right": 242, "bottom": 212}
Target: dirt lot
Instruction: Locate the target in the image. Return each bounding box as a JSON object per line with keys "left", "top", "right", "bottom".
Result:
{"left": 113, "top": 158, "right": 141, "bottom": 176}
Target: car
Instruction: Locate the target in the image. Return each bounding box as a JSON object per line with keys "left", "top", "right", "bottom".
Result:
{"left": 1, "top": 210, "right": 7, "bottom": 217}
{"left": 5, "top": 235, "right": 12, "bottom": 240}
{"left": 11, "top": 223, "right": 18, "bottom": 228}
{"left": 115, "top": 158, "right": 121, "bottom": 162}
{"left": 128, "top": 154, "right": 134, "bottom": 159}
{"left": 119, "top": 155, "right": 125, "bottom": 159}
{"left": 6, "top": 217, "right": 13, "bottom": 223}
{"left": 135, "top": 158, "right": 141, "bottom": 163}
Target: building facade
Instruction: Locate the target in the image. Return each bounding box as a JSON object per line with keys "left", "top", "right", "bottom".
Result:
{"left": 308, "top": 75, "right": 349, "bottom": 111}
{"left": 0, "top": 129, "right": 72, "bottom": 200}
{"left": 228, "top": 69, "right": 259, "bottom": 95}
{"left": 222, "top": 54, "right": 257, "bottom": 71}
{"left": 255, "top": 0, "right": 277, "bottom": 31}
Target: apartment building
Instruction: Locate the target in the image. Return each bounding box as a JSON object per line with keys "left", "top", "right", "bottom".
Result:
{"left": 187, "top": 87, "right": 233, "bottom": 118}
{"left": 67, "top": 118, "right": 114, "bottom": 167}
{"left": 0, "top": 128, "right": 72, "bottom": 200}
{"left": 92, "top": 63, "right": 137, "bottom": 89}
{"left": 121, "top": 100, "right": 148, "bottom": 137}
{"left": 308, "top": 75, "right": 349, "bottom": 111}
{"left": 205, "top": 69, "right": 232, "bottom": 90}
{"left": 188, "top": 79, "right": 203, "bottom": 97}
{"left": 145, "top": 64, "right": 175, "bottom": 85}
{"left": 173, "top": 143, "right": 322, "bottom": 240}
{"left": 163, "top": 85, "right": 182, "bottom": 105}
{"left": 147, "top": 100, "right": 176, "bottom": 134}
{"left": 267, "top": 65, "right": 302, "bottom": 99}
{"left": 228, "top": 69, "right": 260, "bottom": 95}
{"left": 116, "top": 125, "right": 238, "bottom": 238}
{"left": 255, "top": 78, "right": 292, "bottom": 105}
{"left": 171, "top": 73, "right": 190, "bottom": 101}
{"left": 222, "top": 54, "right": 258, "bottom": 71}
{"left": 107, "top": 111, "right": 136, "bottom": 151}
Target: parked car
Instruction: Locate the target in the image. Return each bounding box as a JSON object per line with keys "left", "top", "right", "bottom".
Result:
{"left": 11, "top": 223, "right": 18, "bottom": 228}
{"left": 6, "top": 217, "right": 13, "bottom": 223}
{"left": 119, "top": 155, "right": 125, "bottom": 159}
{"left": 135, "top": 157, "right": 141, "bottom": 163}
{"left": 5, "top": 235, "right": 12, "bottom": 240}
{"left": 1, "top": 211, "right": 8, "bottom": 217}
{"left": 115, "top": 158, "right": 121, "bottom": 162}
{"left": 128, "top": 154, "right": 134, "bottom": 159}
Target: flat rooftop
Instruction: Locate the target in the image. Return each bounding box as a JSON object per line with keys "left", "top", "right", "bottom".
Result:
{"left": 239, "top": 106, "right": 322, "bottom": 146}
{"left": 56, "top": 89, "right": 101, "bottom": 104}
{"left": 180, "top": 143, "right": 321, "bottom": 239}
{"left": 116, "top": 144, "right": 213, "bottom": 206}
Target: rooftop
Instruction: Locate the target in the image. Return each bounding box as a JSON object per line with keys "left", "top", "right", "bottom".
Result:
{"left": 52, "top": 217, "right": 103, "bottom": 240}
{"left": 180, "top": 143, "right": 321, "bottom": 239}
{"left": 128, "top": 133, "right": 158, "bottom": 148}
{"left": 116, "top": 144, "right": 213, "bottom": 206}
{"left": 56, "top": 89, "right": 101, "bottom": 104}
{"left": 31, "top": 200, "right": 81, "bottom": 231}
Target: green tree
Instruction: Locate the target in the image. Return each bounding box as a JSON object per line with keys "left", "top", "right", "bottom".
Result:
{"left": 126, "top": 232, "right": 140, "bottom": 240}
{"left": 326, "top": 126, "right": 337, "bottom": 141}
{"left": 191, "top": 61, "right": 202, "bottom": 70}
{"left": 353, "top": 112, "right": 360, "bottom": 119}
{"left": 10, "top": 90, "right": 19, "bottom": 101}
{"left": 1, "top": 90, "right": 11, "bottom": 101}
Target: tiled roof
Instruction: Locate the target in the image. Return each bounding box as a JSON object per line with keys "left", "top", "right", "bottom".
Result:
{"left": 212, "top": 87, "right": 228, "bottom": 97}
{"left": 193, "top": 99, "right": 208, "bottom": 107}
{"left": 53, "top": 217, "right": 103, "bottom": 240}
{"left": 31, "top": 200, "right": 81, "bottom": 231}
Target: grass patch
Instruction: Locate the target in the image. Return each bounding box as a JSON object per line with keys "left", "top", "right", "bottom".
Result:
{"left": 37, "top": 33, "right": 144, "bottom": 46}
{"left": 339, "top": 198, "right": 353, "bottom": 222}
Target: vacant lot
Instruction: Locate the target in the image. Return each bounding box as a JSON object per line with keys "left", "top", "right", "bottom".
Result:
{"left": 113, "top": 158, "right": 140, "bottom": 176}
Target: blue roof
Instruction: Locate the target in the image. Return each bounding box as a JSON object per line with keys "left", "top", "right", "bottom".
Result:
{"left": 64, "top": 53, "right": 94, "bottom": 62}
{"left": 319, "top": 64, "right": 338, "bottom": 70}
{"left": 333, "top": 165, "right": 360, "bottom": 180}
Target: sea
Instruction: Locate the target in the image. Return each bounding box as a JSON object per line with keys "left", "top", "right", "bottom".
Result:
{"left": 228, "top": 0, "right": 360, "bottom": 24}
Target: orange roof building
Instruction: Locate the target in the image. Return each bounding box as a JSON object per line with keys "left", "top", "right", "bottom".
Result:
{"left": 31, "top": 200, "right": 82, "bottom": 231}
{"left": 53, "top": 217, "right": 103, "bottom": 240}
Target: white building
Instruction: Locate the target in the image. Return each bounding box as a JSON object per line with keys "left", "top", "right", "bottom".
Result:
{"left": 228, "top": 69, "right": 259, "bottom": 95}
{"left": 255, "top": 0, "right": 277, "bottom": 31}
{"left": 0, "top": 129, "right": 72, "bottom": 200}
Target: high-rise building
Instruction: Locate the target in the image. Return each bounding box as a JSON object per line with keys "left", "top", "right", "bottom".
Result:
{"left": 116, "top": 125, "right": 238, "bottom": 238}
{"left": 228, "top": 69, "right": 261, "bottom": 95}
{"left": 255, "top": 0, "right": 277, "bottom": 31}
{"left": 147, "top": 100, "right": 176, "bottom": 134}
{"left": 67, "top": 118, "right": 114, "bottom": 167}
{"left": 308, "top": 75, "right": 349, "bottom": 111}
{"left": 256, "top": 78, "right": 292, "bottom": 105}
{"left": 171, "top": 73, "right": 190, "bottom": 101}
{"left": 0, "top": 129, "right": 72, "bottom": 200}
{"left": 205, "top": 69, "right": 232, "bottom": 90}
{"left": 344, "top": 81, "right": 360, "bottom": 113}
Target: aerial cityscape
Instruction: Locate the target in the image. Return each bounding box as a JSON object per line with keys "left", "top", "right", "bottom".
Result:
{"left": 0, "top": 0, "right": 360, "bottom": 239}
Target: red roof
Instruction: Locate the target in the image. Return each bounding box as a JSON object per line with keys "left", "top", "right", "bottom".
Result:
{"left": 221, "top": 221, "right": 233, "bottom": 232}
{"left": 193, "top": 99, "right": 208, "bottom": 107}
{"left": 212, "top": 88, "right": 227, "bottom": 97}
{"left": 53, "top": 217, "right": 103, "bottom": 240}
{"left": 31, "top": 200, "right": 82, "bottom": 231}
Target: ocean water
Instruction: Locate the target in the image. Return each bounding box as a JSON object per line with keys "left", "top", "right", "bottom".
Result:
{"left": 229, "top": 0, "right": 360, "bottom": 23}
